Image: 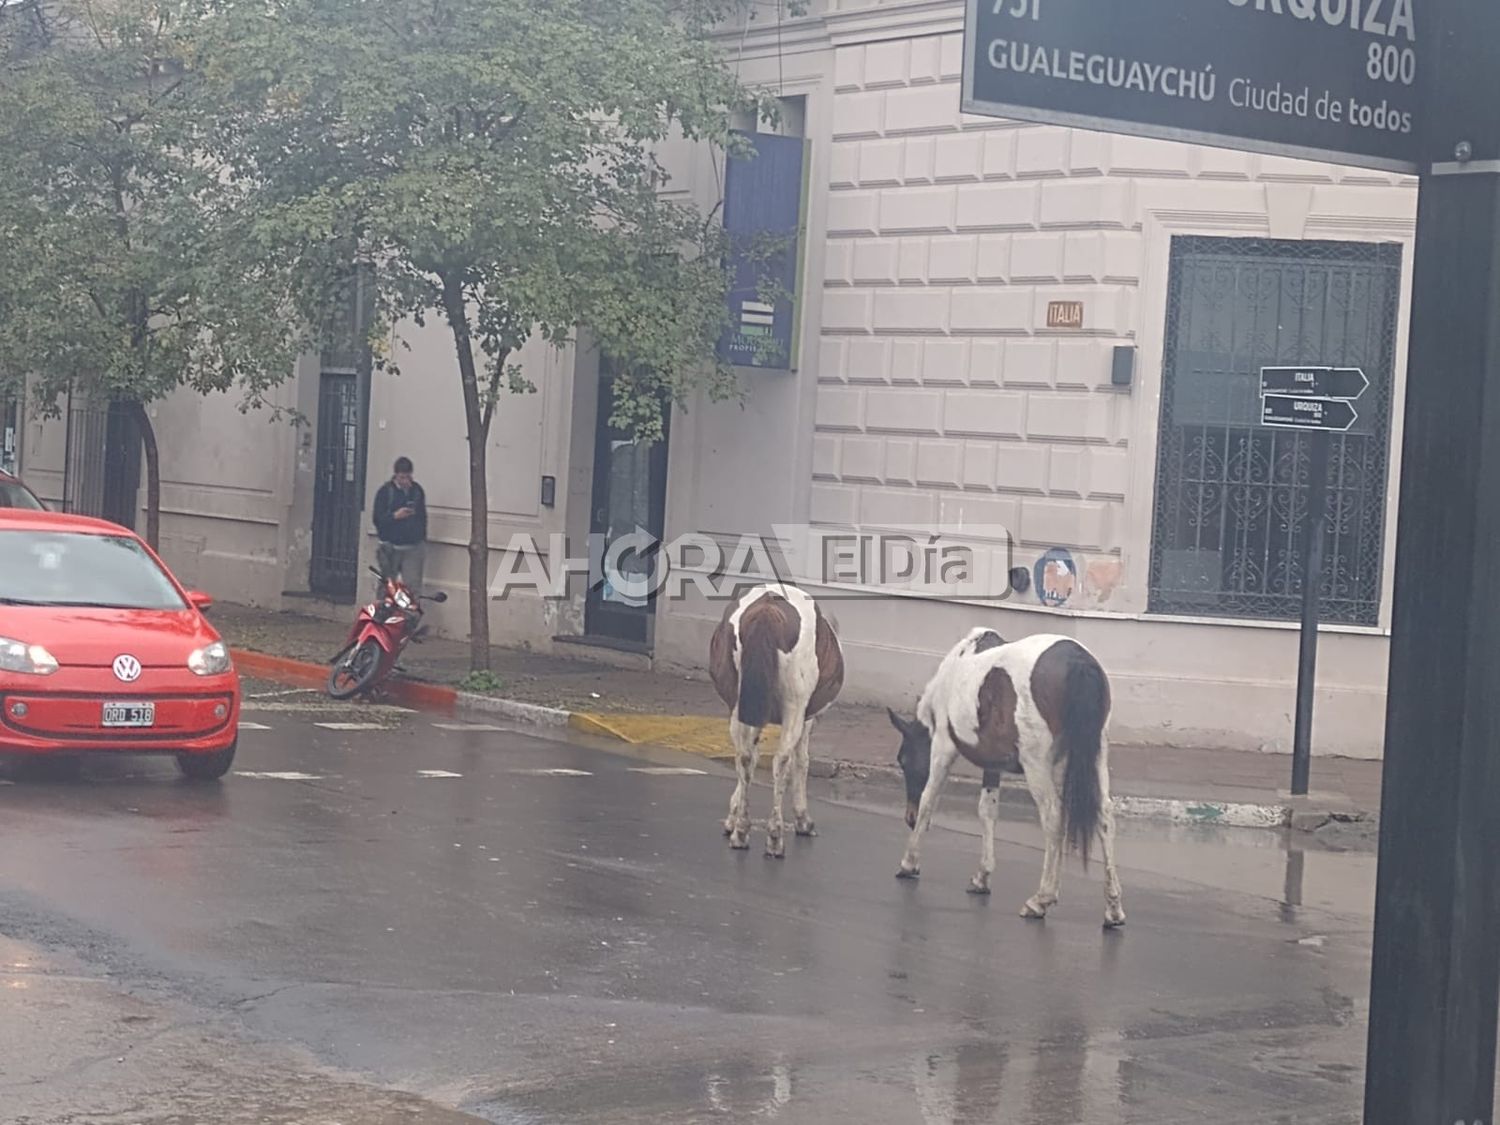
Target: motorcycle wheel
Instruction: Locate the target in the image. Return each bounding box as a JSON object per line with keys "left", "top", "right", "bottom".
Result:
{"left": 327, "top": 639, "right": 384, "bottom": 700}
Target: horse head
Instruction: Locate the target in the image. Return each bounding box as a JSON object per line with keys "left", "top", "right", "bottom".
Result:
{"left": 887, "top": 707, "right": 933, "bottom": 829}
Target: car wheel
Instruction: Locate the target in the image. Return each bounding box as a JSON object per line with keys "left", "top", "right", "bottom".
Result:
{"left": 326, "top": 639, "right": 383, "bottom": 700}
{"left": 177, "top": 739, "right": 236, "bottom": 782}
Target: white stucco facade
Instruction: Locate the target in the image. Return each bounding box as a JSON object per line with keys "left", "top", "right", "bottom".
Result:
{"left": 16, "top": 0, "right": 1420, "bottom": 759}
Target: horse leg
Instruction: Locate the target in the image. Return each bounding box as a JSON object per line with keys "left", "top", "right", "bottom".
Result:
{"left": 897, "top": 735, "right": 958, "bottom": 879}
{"left": 968, "top": 770, "right": 1001, "bottom": 895}
{"left": 1098, "top": 747, "right": 1126, "bottom": 927}
{"left": 766, "top": 714, "right": 804, "bottom": 859}
{"left": 1021, "top": 765, "right": 1065, "bottom": 919}
{"left": 793, "top": 716, "right": 817, "bottom": 837}
{"left": 726, "top": 719, "right": 760, "bottom": 850}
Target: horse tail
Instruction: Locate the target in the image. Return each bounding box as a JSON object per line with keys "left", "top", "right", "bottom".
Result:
{"left": 734, "top": 602, "right": 784, "bottom": 729}
{"left": 1057, "top": 643, "right": 1109, "bottom": 870}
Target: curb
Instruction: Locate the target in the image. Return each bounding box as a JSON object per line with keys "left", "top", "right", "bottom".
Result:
{"left": 230, "top": 648, "right": 1358, "bottom": 833}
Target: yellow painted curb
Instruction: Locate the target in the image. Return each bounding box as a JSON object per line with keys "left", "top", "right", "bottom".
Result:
{"left": 568, "top": 712, "right": 783, "bottom": 765}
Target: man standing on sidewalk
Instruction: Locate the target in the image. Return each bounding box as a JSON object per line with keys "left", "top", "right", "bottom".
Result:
{"left": 372, "top": 456, "right": 427, "bottom": 596}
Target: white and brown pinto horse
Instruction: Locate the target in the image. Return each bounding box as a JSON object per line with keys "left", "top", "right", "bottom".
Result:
{"left": 887, "top": 627, "right": 1125, "bottom": 927}
{"left": 709, "top": 584, "right": 844, "bottom": 857}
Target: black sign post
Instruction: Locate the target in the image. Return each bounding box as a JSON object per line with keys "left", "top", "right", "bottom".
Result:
{"left": 1258, "top": 367, "right": 1366, "bottom": 797}
{"left": 959, "top": 3, "right": 1500, "bottom": 1120}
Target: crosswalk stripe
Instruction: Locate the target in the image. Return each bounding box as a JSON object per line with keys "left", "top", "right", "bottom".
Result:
{"left": 510, "top": 768, "right": 592, "bottom": 777}
{"left": 238, "top": 722, "right": 272, "bottom": 731}
{"left": 627, "top": 767, "right": 709, "bottom": 776}
{"left": 235, "top": 771, "right": 323, "bottom": 781}
{"left": 245, "top": 702, "right": 414, "bottom": 714}
{"left": 418, "top": 770, "right": 463, "bottom": 779}
{"left": 431, "top": 722, "right": 509, "bottom": 732}
{"left": 315, "top": 722, "right": 390, "bottom": 731}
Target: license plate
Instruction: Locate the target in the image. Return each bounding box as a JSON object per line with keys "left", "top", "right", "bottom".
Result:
{"left": 102, "top": 702, "right": 155, "bottom": 728}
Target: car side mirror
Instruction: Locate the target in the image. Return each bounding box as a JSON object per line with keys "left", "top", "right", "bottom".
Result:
{"left": 187, "top": 590, "right": 214, "bottom": 613}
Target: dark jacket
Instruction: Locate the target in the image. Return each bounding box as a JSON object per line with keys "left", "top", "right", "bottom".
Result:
{"left": 373, "top": 479, "right": 427, "bottom": 546}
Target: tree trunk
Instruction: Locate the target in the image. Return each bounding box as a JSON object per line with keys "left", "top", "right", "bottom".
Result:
{"left": 440, "top": 273, "right": 492, "bottom": 673}
{"left": 128, "top": 401, "right": 161, "bottom": 550}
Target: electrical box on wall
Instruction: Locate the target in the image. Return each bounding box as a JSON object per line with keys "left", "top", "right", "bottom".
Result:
{"left": 540, "top": 476, "right": 556, "bottom": 508}
{"left": 1112, "top": 345, "right": 1136, "bottom": 388}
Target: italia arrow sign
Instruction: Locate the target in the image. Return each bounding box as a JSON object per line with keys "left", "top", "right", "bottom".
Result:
{"left": 1259, "top": 366, "right": 1369, "bottom": 400}
{"left": 1261, "top": 393, "right": 1358, "bottom": 432}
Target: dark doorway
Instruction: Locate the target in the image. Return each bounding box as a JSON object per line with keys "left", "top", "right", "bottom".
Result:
{"left": 310, "top": 371, "right": 364, "bottom": 600}
{"left": 61, "top": 393, "right": 139, "bottom": 528}
{"left": 2, "top": 395, "right": 19, "bottom": 476}
{"left": 584, "top": 371, "right": 670, "bottom": 649}
{"left": 1147, "top": 236, "right": 1402, "bottom": 626}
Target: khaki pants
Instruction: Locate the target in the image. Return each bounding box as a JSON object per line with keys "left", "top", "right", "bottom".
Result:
{"left": 376, "top": 541, "right": 426, "bottom": 596}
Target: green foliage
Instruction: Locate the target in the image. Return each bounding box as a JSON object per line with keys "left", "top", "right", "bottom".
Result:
{"left": 194, "top": 0, "right": 785, "bottom": 442}
{"left": 0, "top": 0, "right": 310, "bottom": 424}
{"left": 457, "top": 669, "right": 505, "bottom": 695}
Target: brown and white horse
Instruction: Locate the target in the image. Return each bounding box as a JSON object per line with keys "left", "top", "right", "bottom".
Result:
{"left": 887, "top": 627, "right": 1125, "bottom": 927}
{"left": 708, "top": 584, "right": 844, "bottom": 857}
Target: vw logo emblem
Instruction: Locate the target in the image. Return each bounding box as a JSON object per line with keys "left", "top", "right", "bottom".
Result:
{"left": 112, "top": 655, "right": 141, "bottom": 683}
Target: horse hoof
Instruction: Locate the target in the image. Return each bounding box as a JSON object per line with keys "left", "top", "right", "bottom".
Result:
{"left": 896, "top": 865, "right": 920, "bottom": 880}
{"left": 1104, "top": 908, "right": 1126, "bottom": 929}
{"left": 765, "top": 839, "right": 785, "bottom": 860}
{"left": 1020, "top": 901, "right": 1048, "bottom": 920}
{"left": 728, "top": 834, "right": 750, "bottom": 851}
{"left": 967, "top": 878, "right": 991, "bottom": 896}
{"left": 795, "top": 819, "right": 817, "bottom": 837}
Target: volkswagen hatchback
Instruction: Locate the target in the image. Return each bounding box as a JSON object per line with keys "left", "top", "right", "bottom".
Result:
{"left": 0, "top": 510, "right": 240, "bottom": 779}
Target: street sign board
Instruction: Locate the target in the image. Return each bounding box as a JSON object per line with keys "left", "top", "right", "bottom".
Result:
{"left": 962, "top": 0, "right": 1422, "bottom": 173}
{"left": 1259, "top": 365, "right": 1370, "bottom": 399}
{"left": 1261, "top": 393, "right": 1358, "bottom": 431}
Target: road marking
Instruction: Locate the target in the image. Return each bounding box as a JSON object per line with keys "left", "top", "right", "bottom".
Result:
{"left": 315, "top": 722, "right": 391, "bottom": 731}
{"left": 237, "top": 722, "right": 272, "bottom": 731}
{"left": 243, "top": 705, "right": 417, "bottom": 714}
{"left": 510, "top": 768, "right": 592, "bottom": 777}
{"left": 627, "top": 767, "right": 708, "bottom": 776}
{"left": 235, "top": 771, "right": 323, "bottom": 781}
{"left": 418, "top": 770, "right": 463, "bottom": 779}
{"left": 431, "top": 722, "right": 509, "bottom": 732}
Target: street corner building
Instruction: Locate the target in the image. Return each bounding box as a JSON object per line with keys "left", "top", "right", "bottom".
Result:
{"left": 8, "top": 0, "right": 1416, "bottom": 762}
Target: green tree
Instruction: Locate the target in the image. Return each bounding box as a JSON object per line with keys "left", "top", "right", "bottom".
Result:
{"left": 201, "top": 0, "right": 785, "bottom": 671}
{"left": 0, "top": 0, "right": 311, "bottom": 547}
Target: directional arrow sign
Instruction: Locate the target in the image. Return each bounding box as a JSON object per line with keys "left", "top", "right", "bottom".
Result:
{"left": 1259, "top": 366, "right": 1369, "bottom": 400}
{"left": 1260, "top": 394, "right": 1358, "bottom": 432}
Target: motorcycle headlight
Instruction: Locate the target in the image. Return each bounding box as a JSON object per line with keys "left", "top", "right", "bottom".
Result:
{"left": 393, "top": 589, "right": 413, "bottom": 610}
{"left": 188, "top": 641, "right": 232, "bottom": 676}
{"left": 0, "top": 637, "right": 58, "bottom": 676}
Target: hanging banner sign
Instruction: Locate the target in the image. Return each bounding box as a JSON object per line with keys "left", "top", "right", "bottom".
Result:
{"left": 962, "top": 0, "right": 1423, "bottom": 173}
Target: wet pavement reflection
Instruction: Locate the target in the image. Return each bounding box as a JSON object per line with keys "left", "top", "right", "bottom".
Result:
{"left": 0, "top": 698, "right": 1377, "bottom": 1124}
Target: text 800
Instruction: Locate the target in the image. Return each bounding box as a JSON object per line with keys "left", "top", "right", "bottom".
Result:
{"left": 1368, "top": 42, "right": 1415, "bottom": 85}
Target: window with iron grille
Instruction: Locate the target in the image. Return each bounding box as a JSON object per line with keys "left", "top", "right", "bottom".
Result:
{"left": 1147, "top": 236, "right": 1402, "bottom": 627}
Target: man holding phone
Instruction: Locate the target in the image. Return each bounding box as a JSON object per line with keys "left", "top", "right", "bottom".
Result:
{"left": 372, "top": 456, "right": 427, "bottom": 597}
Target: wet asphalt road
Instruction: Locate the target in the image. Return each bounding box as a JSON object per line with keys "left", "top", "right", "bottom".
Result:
{"left": 0, "top": 682, "right": 1379, "bottom": 1124}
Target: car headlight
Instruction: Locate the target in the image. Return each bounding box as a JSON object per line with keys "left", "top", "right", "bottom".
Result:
{"left": 187, "top": 641, "right": 232, "bottom": 676}
{"left": 0, "top": 637, "right": 59, "bottom": 676}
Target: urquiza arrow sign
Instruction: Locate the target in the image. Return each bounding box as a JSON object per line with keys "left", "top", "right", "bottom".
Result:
{"left": 1259, "top": 366, "right": 1370, "bottom": 400}
{"left": 1261, "top": 393, "right": 1358, "bottom": 432}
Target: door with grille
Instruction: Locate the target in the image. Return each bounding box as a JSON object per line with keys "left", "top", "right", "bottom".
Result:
{"left": 1147, "top": 237, "right": 1402, "bottom": 626}
{"left": 310, "top": 372, "right": 364, "bottom": 600}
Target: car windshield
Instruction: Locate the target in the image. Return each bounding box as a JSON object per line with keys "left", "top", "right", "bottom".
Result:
{"left": 0, "top": 480, "right": 43, "bottom": 510}
{"left": 0, "top": 529, "right": 186, "bottom": 610}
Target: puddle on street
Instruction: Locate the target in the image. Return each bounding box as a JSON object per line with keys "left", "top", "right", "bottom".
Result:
{"left": 821, "top": 774, "right": 1378, "bottom": 924}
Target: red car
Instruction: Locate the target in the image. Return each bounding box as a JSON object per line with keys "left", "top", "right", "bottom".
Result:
{"left": 0, "top": 509, "right": 240, "bottom": 779}
{"left": 0, "top": 470, "right": 45, "bottom": 510}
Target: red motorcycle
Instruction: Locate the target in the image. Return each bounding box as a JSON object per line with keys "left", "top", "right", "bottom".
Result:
{"left": 326, "top": 566, "right": 447, "bottom": 699}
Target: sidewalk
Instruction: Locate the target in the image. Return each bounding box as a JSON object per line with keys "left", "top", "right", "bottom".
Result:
{"left": 215, "top": 602, "right": 1382, "bottom": 832}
